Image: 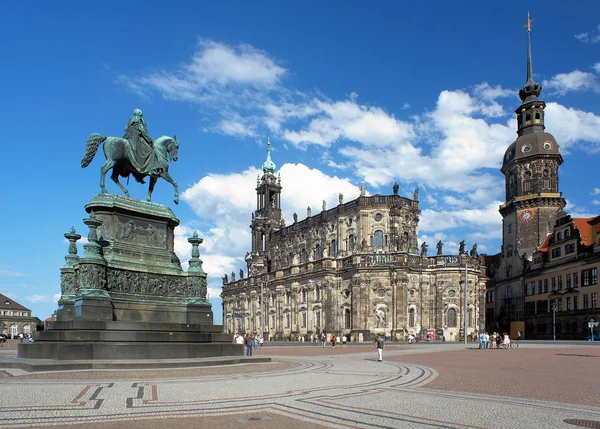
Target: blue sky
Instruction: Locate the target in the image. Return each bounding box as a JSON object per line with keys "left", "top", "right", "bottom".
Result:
{"left": 1, "top": 2, "right": 599, "bottom": 323}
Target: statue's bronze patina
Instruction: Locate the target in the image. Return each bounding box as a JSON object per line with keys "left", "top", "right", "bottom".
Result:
{"left": 81, "top": 109, "right": 180, "bottom": 204}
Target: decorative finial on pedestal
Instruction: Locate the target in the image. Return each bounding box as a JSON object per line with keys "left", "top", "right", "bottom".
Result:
{"left": 63, "top": 227, "right": 82, "bottom": 268}
{"left": 187, "top": 231, "right": 205, "bottom": 274}
{"left": 82, "top": 212, "right": 104, "bottom": 260}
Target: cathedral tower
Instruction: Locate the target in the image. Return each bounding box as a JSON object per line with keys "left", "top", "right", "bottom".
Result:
{"left": 499, "top": 13, "right": 566, "bottom": 277}
{"left": 248, "top": 138, "right": 284, "bottom": 274}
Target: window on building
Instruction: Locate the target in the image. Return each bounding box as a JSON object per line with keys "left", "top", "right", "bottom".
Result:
{"left": 348, "top": 234, "right": 355, "bottom": 251}
{"left": 286, "top": 313, "right": 290, "bottom": 328}
{"left": 543, "top": 180, "right": 550, "bottom": 190}
{"left": 468, "top": 308, "right": 473, "bottom": 327}
{"left": 344, "top": 308, "right": 351, "bottom": 329}
{"left": 409, "top": 308, "right": 415, "bottom": 327}
{"left": 507, "top": 286, "right": 513, "bottom": 299}
{"left": 523, "top": 182, "right": 531, "bottom": 193}
{"left": 316, "top": 311, "right": 321, "bottom": 328}
{"left": 301, "top": 289, "right": 307, "bottom": 302}
{"left": 331, "top": 239, "right": 337, "bottom": 256}
{"left": 315, "top": 244, "right": 322, "bottom": 259}
{"left": 573, "top": 296, "right": 578, "bottom": 310}
{"left": 507, "top": 265, "right": 513, "bottom": 277}
{"left": 593, "top": 293, "right": 598, "bottom": 309}
{"left": 557, "top": 276, "right": 562, "bottom": 291}
{"left": 507, "top": 246, "right": 513, "bottom": 257}
{"left": 551, "top": 247, "right": 561, "bottom": 258}
{"left": 583, "top": 294, "right": 590, "bottom": 309}
{"left": 565, "top": 243, "right": 576, "bottom": 254}
{"left": 574, "top": 272, "right": 579, "bottom": 288}
{"left": 551, "top": 277, "right": 556, "bottom": 292}
{"left": 566, "top": 297, "right": 572, "bottom": 311}
{"left": 285, "top": 292, "right": 291, "bottom": 305}
{"left": 373, "top": 230, "right": 384, "bottom": 248}
{"left": 557, "top": 232, "right": 562, "bottom": 241}
{"left": 526, "top": 282, "right": 532, "bottom": 296}
{"left": 508, "top": 223, "right": 513, "bottom": 233}
{"left": 301, "top": 248, "right": 308, "bottom": 263}
{"left": 566, "top": 274, "right": 572, "bottom": 289}
{"left": 447, "top": 308, "right": 457, "bottom": 327}
{"left": 565, "top": 229, "right": 570, "bottom": 238}
{"left": 543, "top": 279, "right": 548, "bottom": 293}
{"left": 301, "top": 311, "right": 307, "bottom": 328}
{"left": 582, "top": 268, "right": 598, "bottom": 286}
{"left": 316, "top": 287, "right": 321, "bottom": 301}
{"left": 538, "top": 280, "right": 543, "bottom": 294}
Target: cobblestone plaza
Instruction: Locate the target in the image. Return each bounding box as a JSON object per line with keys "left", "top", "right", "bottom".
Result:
{"left": 1, "top": 341, "right": 599, "bottom": 428}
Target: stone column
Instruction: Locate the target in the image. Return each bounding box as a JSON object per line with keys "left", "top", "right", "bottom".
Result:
{"left": 186, "top": 232, "right": 213, "bottom": 324}
{"left": 57, "top": 227, "right": 81, "bottom": 321}
{"left": 74, "top": 213, "right": 111, "bottom": 320}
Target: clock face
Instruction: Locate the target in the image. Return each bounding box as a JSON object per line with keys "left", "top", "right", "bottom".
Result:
{"left": 520, "top": 209, "right": 534, "bottom": 222}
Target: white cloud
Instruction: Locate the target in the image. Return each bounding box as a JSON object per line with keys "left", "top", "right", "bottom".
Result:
{"left": 574, "top": 25, "right": 600, "bottom": 44}
{"left": 591, "top": 188, "right": 600, "bottom": 195}
{"left": 543, "top": 70, "right": 599, "bottom": 95}
{"left": 0, "top": 269, "right": 25, "bottom": 277}
{"left": 545, "top": 102, "right": 600, "bottom": 152}
{"left": 419, "top": 201, "right": 503, "bottom": 233}
{"left": 594, "top": 63, "right": 600, "bottom": 74}
{"left": 24, "top": 295, "right": 56, "bottom": 304}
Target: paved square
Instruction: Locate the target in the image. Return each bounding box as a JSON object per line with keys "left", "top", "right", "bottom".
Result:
{"left": 0, "top": 342, "right": 598, "bottom": 428}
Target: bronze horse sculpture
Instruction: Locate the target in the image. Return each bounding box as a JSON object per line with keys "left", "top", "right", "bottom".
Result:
{"left": 81, "top": 134, "right": 180, "bottom": 204}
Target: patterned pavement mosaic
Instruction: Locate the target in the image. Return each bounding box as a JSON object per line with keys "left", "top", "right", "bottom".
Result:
{"left": 0, "top": 342, "right": 599, "bottom": 428}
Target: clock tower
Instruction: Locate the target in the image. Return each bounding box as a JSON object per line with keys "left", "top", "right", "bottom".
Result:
{"left": 499, "top": 13, "right": 566, "bottom": 279}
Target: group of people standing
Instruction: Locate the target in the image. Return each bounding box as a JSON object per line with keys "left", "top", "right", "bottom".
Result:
{"left": 321, "top": 334, "right": 348, "bottom": 348}
{"left": 478, "top": 332, "right": 511, "bottom": 349}
{"left": 233, "top": 332, "right": 263, "bottom": 356}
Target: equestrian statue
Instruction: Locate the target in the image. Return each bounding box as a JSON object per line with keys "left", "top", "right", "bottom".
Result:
{"left": 81, "top": 109, "right": 180, "bottom": 204}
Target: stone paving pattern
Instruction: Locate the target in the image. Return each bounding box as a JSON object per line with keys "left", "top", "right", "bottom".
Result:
{"left": 0, "top": 342, "right": 599, "bottom": 428}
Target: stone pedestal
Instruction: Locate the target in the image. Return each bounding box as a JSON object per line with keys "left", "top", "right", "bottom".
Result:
{"left": 20, "top": 194, "right": 241, "bottom": 361}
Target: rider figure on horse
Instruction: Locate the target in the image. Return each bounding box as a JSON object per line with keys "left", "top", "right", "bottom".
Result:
{"left": 123, "top": 109, "right": 156, "bottom": 180}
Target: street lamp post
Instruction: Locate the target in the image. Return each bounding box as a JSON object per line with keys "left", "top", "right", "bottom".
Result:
{"left": 551, "top": 301, "right": 557, "bottom": 341}
{"left": 463, "top": 263, "right": 468, "bottom": 345}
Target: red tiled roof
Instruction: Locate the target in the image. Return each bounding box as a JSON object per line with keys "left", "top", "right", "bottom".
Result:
{"left": 573, "top": 218, "right": 595, "bottom": 246}
{"left": 538, "top": 234, "right": 552, "bottom": 253}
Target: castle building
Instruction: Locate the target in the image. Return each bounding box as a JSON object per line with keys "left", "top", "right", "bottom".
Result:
{"left": 221, "top": 140, "right": 487, "bottom": 342}
{"left": 485, "top": 16, "right": 600, "bottom": 338}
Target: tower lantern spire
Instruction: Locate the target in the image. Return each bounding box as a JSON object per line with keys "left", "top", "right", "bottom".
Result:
{"left": 519, "top": 12, "right": 542, "bottom": 102}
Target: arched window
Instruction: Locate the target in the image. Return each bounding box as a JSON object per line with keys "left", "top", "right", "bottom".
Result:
{"left": 447, "top": 308, "right": 457, "bottom": 327}
{"left": 315, "top": 244, "right": 322, "bottom": 259}
{"left": 344, "top": 308, "right": 351, "bottom": 329}
{"left": 331, "top": 239, "right": 337, "bottom": 256}
{"left": 374, "top": 230, "right": 384, "bottom": 248}
{"left": 286, "top": 313, "right": 290, "bottom": 328}
{"left": 301, "top": 289, "right": 307, "bottom": 302}
{"left": 316, "top": 287, "right": 321, "bottom": 301}
{"left": 409, "top": 308, "right": 415, "bottom": 327}
{"left": 301, "top": 311, "right": 307, "bottom": 328}
{"left": 468, "top": 308, "right": 473, "bottom": 327}
{"left": 285, "top": 292, "right": 291, "bottom": 305}
{"left": 348, "top": 234, "right": 355, "bottom": 251}
{"left": 506, "top": 286, "right": 513, "bottom": 299}
{"left": 301, "top": 248, "right": 308, "bottom": 263}
{"left": 507, "top": 265, "right": 513, "bottom": 277}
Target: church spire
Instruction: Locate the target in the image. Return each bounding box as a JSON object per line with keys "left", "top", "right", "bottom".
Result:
{"left": 519, "top": 12, "right": 542, "bottom": 102}
{"left": 262, "top": 137, "right": 276, "bottom": 175}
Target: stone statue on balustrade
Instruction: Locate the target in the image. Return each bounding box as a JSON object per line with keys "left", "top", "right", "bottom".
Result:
{"left": 420, "top": 241, "right": 428, "bottom": 256}
{"left": 436, "top": 240, "right": 443, "bottom": 255}
{"left": 470, "top": 244, "right": 478, "bottom": 258}
{"left": 458, "top": 240, "right": 466, "bottom": 255}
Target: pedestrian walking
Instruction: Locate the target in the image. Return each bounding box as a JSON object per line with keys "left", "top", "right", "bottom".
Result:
{"left": 342, "top": 335, "right": 347, "bottom": 348}
{"left": 374, "top": 334, "right": 385, "bottom": 361}
{"left": 331, "top": 335, "right": 336, "bottom": 348}
{"left": 321, "top": 334, "right": 326, "bottom": 347}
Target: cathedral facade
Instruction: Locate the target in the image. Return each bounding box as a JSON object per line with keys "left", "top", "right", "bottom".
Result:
{"left": 221, "top": 142, "right": 487, "bottom": 342}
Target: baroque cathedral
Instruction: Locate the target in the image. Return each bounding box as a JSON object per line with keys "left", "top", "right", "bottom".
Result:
{"left": 485, "top": 16, "right": 600, "bottom": 338}
{"left": 221, "top": 141, "right": 486, "bottom": 342}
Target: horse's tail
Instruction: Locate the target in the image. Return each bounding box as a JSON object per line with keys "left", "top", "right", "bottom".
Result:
{"left": 81, "top": 133, "right": 107, "bottom": 168}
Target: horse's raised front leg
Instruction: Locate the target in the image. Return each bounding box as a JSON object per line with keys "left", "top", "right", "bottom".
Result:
{"left": 110, "top": 168, "right": 130, "bottom": 197}
{"left": 161, "top": 172, "right": 179, "bottom": 205}
{"left": 147, "top": 177, "right": 158, "bottom": 202}
{"left": 100, "top": 160, "right": 116, "bottom": 194}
